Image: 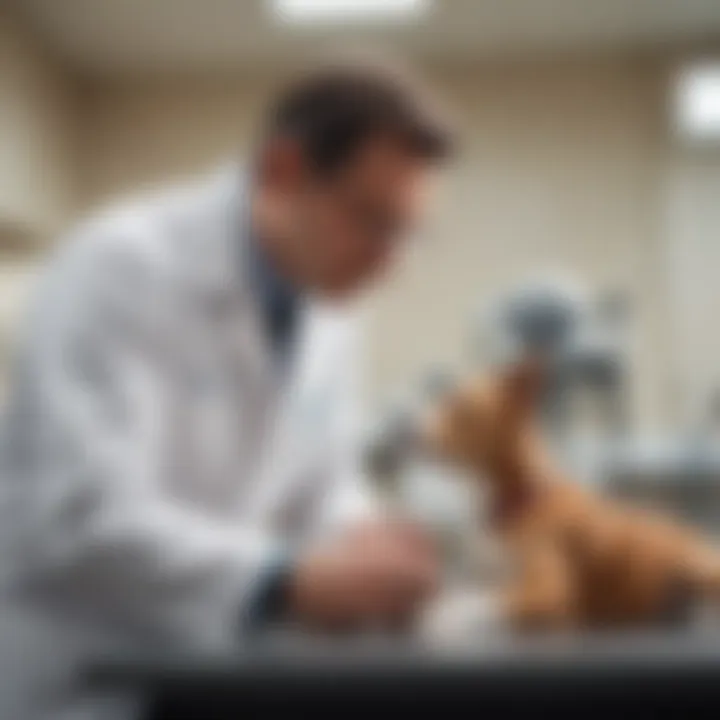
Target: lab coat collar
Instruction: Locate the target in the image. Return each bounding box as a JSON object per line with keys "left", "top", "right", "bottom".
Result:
{"left": 188, "top": 161, "right": 249, "bottom": 304}
{"left": 186, "top": 159, "right": 348, "bottom": 371}
{"left": 185, "top": 162, "right": 326, "bottom": 389}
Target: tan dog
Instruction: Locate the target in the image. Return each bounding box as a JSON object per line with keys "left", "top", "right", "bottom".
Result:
{"left": 419, "top": 361, "right": 720, "bottom": 631}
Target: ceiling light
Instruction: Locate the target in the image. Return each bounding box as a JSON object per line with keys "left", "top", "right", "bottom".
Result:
{"left": 272, "top": 0, "right": 430, "bottom": 25}
{"left": 675, "top": 62, "right": 720, "bottom": 141}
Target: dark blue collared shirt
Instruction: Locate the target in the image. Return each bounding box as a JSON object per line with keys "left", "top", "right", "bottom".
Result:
{"left": 246, "top": 231, "right": 301, "bottom": 371}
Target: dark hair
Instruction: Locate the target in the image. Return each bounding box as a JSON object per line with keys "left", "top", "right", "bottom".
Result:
{"left": 264, "top": 53, "right": 455, "bottom": 175}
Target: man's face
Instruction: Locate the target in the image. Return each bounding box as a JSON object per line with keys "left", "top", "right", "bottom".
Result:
{"left": 287, "top": 137, "right": 438, "bottom": 298}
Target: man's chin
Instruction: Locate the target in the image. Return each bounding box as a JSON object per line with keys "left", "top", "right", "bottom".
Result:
{"left": 314, "top": 277, "right": 367, "bottom": 304}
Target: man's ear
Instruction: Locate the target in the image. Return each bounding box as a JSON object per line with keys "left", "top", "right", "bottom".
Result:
{"left": 259, "top": 137, "right": 305, "bottom": 191}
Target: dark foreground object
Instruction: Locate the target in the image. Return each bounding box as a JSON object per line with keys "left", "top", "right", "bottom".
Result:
{"left": 86, "top": 631, "right": 720, "bottom": 719}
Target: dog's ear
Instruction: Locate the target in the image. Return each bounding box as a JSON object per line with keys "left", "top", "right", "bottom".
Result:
{"left": 498, "top": 357, "right": 546, "bottom": 421}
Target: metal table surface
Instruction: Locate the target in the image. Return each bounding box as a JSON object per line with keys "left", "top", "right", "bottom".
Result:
{"left": 86, "top": 629, "right": 720, "bottom": 718}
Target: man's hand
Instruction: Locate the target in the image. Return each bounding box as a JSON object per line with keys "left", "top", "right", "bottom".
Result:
{"left": 288, "top": 520, "right": 440, "bottom": 632}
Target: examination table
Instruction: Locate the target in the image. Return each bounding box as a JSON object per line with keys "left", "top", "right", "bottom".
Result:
{"left": 86, "top": 629, "right": 720, "bottom": 718}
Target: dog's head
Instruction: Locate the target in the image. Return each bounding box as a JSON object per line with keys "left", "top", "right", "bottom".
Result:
{"left": 419, "top": 359, "right": 546, "bottom": 485}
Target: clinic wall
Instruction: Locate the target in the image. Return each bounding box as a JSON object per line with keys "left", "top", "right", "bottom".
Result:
{"left": 76, "top": 56, "right": 675, "bottom": 427}
{"left": 663, "top": 151, "right": 720, "bottom": 425}
{"left": 0, "top": 9, "right": 77, "bottom": 241}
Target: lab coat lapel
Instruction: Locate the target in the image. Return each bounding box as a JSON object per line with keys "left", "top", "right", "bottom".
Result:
{"left": 185, "top": 163, "right": 333, "bottom": 526}
{"left": 190, "top": 163, "right": 278, "bottom": 400}
{"left": 223, "top": 166, "right": 288, "bottom": 465}
{"left": 179, "top": 163, "right": 282, "bottom": 492}
{"left": 247, "top": 299, "right": 333, "bottom": 529}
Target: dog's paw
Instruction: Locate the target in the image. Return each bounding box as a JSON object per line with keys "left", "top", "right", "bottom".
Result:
{"left": 418, "top": 588, "right": 507, "bottom": 644}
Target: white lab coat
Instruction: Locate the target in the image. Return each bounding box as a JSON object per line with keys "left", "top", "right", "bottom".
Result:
{"left": 0, "top": 164, "right": 375, "bottom": 719}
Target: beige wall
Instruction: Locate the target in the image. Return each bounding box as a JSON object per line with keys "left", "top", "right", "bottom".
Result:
{"left": 0, "top": 9, "right": 77, "bottom": 240}
{"left": 664, "top": 150, "right": 720, "bottom": 424}
{"left": 76, "top": 56, "right": 680, "bottom": 425}
{"left": 367, "top": 58, "right": 673, "bottom": 427}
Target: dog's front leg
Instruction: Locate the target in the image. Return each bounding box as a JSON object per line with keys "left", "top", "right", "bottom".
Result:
{"left": 502, "top": 535, "right": 576, "bottom": 631}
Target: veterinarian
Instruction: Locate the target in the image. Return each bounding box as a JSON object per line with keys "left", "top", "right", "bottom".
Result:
{"left": 0, "top": 55, "right": 454, "bottom": 719}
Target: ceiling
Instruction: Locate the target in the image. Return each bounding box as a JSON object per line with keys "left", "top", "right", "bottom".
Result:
{"left": 11, "top": 0, "right": 720, "bottom": 77}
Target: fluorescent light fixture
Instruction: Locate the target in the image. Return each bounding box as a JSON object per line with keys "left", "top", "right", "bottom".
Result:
{"left": 675, "top": 62, "right": 720, "bottom": 140}
{"left": 272, "top": 0, "right": 429, "bottom": 24}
